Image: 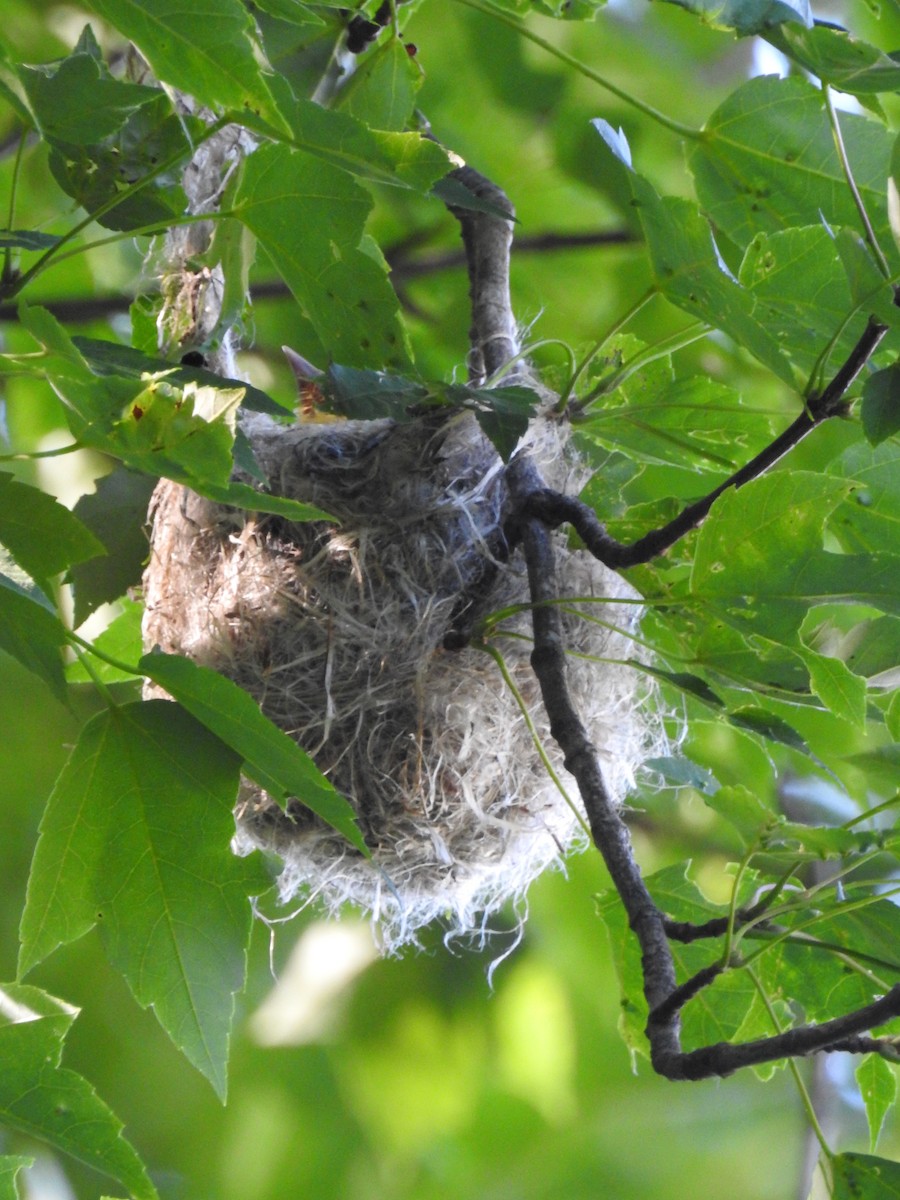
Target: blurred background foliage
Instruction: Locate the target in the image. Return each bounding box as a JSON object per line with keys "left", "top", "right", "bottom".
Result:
{"left": 0, "top": 0, "right": 898, "bottom": 1197}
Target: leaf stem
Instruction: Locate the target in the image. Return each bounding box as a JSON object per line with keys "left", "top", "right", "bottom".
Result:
{"left": 576, "top": 320, "right": 709, "bottom": 412}
{"left": 2, "top": 131, "right": 27, "bottom": 290}
{"left": 480, "top": 639, "right": 591, "bottom": 839}
{"left": 9, "top": 117, "right": 230, "bottom": 297}
{"left": 69, "top": 642, "right": 122, "bottom": 709}
{"left": 450, "top": 0, "right": 701, "bottom": 141}
{"left": 823, "top": 85, "right": 890, "bottom": 280}
{"left": 562, "top": 286, "right": 655, "bottom": 408}
{"left": 750, "top": 967, "right": 834, "bottom": 1162}
{"left": 69, "top": 630, "right": 141, "bottom": 680}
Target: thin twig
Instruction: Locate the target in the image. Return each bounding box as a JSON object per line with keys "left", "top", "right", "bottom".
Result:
{"left": 528, "top": 314, "right": 888, "bottom": 567}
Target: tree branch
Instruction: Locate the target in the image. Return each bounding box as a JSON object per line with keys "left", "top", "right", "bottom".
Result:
{"left": 444, "top": 164, "right": 519, "bottom": 384}
{"left": 526, "top": 313, "right": 890, "bottom": 567}
{"left": 507, "top": 449, "right": 900, "bottom": 1081}
{"left": 441, "top": 155, "right": 900, "bottom": 1080}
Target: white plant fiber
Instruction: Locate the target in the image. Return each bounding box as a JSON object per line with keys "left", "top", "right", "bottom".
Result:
{"left": 143, "top": 407, "right": 663, "bottom": 951}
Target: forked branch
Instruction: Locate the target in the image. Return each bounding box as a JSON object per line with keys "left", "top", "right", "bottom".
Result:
{"left": 447, "top": 160, "right": 900, "bottom": 1080}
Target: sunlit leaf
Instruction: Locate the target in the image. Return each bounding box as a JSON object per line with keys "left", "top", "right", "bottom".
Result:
{"left": 72, "top": 338, "right": 287, "bottom": 419}
{"left": 0, "top": 983, "right": 156, "bottom": 1198}
{"left": 857, "top": 1054, "right": 898, "bottom": 1152}
{"left": 689, "top": 75, "right": 893, "bottom": 257}
{"left": 66, "top": 598, "right": 143, "bottom": 684}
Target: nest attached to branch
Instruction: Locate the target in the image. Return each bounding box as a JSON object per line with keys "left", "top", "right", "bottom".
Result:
{"left": 137, "top": 103, "right": 660, "bottom": 949}
{"left": 143, "top": 409, "right": 660, "bottom": 950}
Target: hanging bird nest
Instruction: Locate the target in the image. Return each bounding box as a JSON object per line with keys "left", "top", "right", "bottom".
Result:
{"left": 142, "top": 407, "right": 661, "bottom": 950}
{"left": 138, "top": 122, "right": 662, "bottom": 950}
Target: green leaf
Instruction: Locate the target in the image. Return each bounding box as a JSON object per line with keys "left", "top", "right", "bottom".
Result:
{"left": 705, "top": 783, "right": 778, "bottom": 842}
{"left": 0, "top": 472, "right": 104, "bottom": 587}
{"left": 338, "top": 38, "right": 422, "bottom": 132}
{"left": 597, "top": 863, "right": 761, "bottom": 1058}
{"left": 797, "top": 646, "right": 867, "bottom": 728}
{"left": 19, "top": 701, "right": 267, "bottom": 1100}
{"left": 592, "top": 121, "right": 797, "bottom": 386}
{"left": 835, "top": 615, "right": 900, "bottom": 684}
{"left": 442, "top": 383, "right": 543, "bottom": 460}
{"left": 233, "top": 143, "right": 412, "bottom": 370}
{"left": 73, "top": 336, "right": 287, "bottom": 418}
{"left": 832, "top": 439, "right": 900, "bottom": 556}
{"left": 767, "top": 25, "right": 900, "bottom": 96}
{"left": 581, "top": 372, "right": 776, "bottom": 472}
{"left": 0, "top": 1157, "right": 32, "bottom": 1200}
{"left": 0, "top": 572, "right": 68, "bottom": 701}
{"left": 861, "top": 366, "right": 900, "bottom": 447}
{"left": 257, "top": 80, "right": 448, "bottom": 191}
{"left": 67, "top": 599, "right": 143, "bottom": 684}
{"left": 324, "top": 364, "right": 428, "bottom": 420}
{"left": 689, "top": 76, "right": 893, "bottom": 257}
{"left": 138, "top": 652, "right": 368, "bottom": 855}
{"left": 82, "top": 0, "right": 289, "bottom": 135}
{"left": 197, "top": 480, "right": 333, "bottom": 522}
{"left": 727, "top": 707, "right": 812, "bottom": 754}
{"left": 833, "top": 1152, "right": 900, "bottom": 1199}
{"left": 691, "top": 471, "right": 854, "bottom": 598}
{"left": 107, "top": 378, "right": 241, "bottom": 482}
{"left": 643, "top": 755, "right": 721, "bottom": 793}
{"left": 738, "top": 225, "right": 877, "bottom": 379}
{"left": 634, "top": 662, "right": 725, "bottom": 710}
{"left": 804, "top": 899, "right": 900, "bottom": 979}
{"left": 661, "top": 0, "right": 810, "bottom": 35}
{"left": 47, "top": 95, "right": 195, "bottom": 233}
{"left": 17, "top": 48, "right": 161, "bottom": 145}
{"left": 0, "top": 984, "right": 156, "bottom": 1199}
{"left": 856, "top": 1054, "right": 898, "bottom": 1152}
{"left": 68, "top": 468, "right": 157, "bottom": 626}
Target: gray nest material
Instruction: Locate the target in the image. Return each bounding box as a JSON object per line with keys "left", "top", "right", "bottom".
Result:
{"left": 142, "top": 409, "right": 660, "bottom": 950}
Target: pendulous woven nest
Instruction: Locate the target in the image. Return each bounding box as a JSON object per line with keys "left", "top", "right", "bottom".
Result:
{"left": 142, "top": 407, "right": 660, "bottom": 950}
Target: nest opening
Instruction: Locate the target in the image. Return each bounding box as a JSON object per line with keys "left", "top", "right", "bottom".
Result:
{"left": 143, "top": 409, "right": 661, "bottom": 951}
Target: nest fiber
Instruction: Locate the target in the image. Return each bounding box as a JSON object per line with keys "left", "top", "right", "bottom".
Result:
{"left": 143, "top": 410, "right": 658, "bottom": 950}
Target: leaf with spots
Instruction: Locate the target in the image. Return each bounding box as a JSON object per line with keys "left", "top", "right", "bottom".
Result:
{"left": 592, "top": 120, "right": 796, "bottom": 385}
{"left": 233, "top": 143, "right": 412, "bottom": 370}
{"left": 689, "top": 75, "right": 894, "bottom": 259}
